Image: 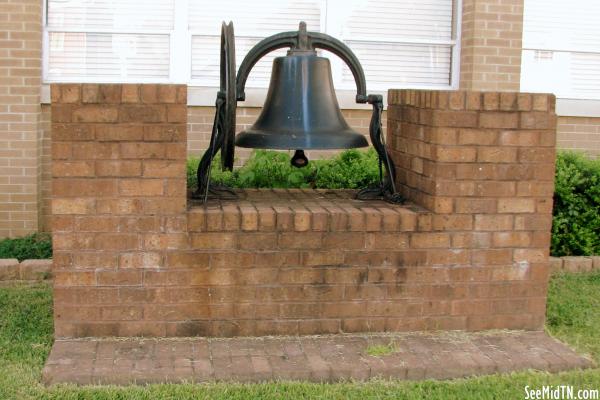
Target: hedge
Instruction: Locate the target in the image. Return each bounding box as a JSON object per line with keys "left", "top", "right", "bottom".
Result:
{"left": 551, "top": 152, "right": 600, "bottom": 256}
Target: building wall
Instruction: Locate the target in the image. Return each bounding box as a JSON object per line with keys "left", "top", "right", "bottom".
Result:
{"left": 556, "top": 116, "right": 600, "bottom": 157}
{"left": 0, "top": 0, "right": 43, "bottom": 238}
{"left": 460, "top": 0, "right": 524, "bottom": 91}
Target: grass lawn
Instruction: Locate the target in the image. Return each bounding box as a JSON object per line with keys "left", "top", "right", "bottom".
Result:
{"left": 0, "top": 272, "right": 598, "bottom": 399}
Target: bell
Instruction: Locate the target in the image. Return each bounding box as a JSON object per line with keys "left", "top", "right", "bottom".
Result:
{"left": 235, "top": 52, "right": 368, "bottom": 155}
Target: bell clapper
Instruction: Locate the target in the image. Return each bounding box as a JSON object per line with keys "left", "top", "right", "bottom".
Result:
{"left": 291, "top": 149, "right": 309, "bottom": 168}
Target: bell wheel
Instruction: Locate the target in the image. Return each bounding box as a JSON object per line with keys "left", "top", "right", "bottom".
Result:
{"left": 220, "top": 21, "right": 236, "bottom": 171}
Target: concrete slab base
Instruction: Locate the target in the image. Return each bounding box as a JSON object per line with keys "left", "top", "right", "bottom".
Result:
{"left": 42, "top": 330, "right": 595, "bottom": 385}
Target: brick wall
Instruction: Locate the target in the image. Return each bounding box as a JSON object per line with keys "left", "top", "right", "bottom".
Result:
{"left": 557, "top": 116, "right": 600, "bottom": 157}
{"left": 460, "top": 0, "right": 524, "bottom": 91}
{"left": 51, "top": 84, "right": 188, "bottom": 337}
{"left": 51, "top": 85, "right": 557, "bottom": 338}
{"left": 388, "top": 89, "right": 556, "bottom": 330}
{"left": 0, "top": 0, "right": 43, "bottom": 237}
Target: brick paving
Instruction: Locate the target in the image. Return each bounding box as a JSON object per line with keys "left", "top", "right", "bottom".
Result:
{"left": 43, "top": 330, "right": 594, "bottom": 385}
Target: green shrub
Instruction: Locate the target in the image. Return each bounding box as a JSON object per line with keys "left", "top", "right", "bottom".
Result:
{"left": 552, "top": 152, "right": 600, "bottom": 256}
{"left": 0, "top": 233, "right": 52, "bottom": 261}
{"left": 187, "top": 149, "right": 380, "bottom": 191}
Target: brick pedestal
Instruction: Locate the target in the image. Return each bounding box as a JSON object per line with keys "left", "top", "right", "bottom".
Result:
{"left": 51, "top": 85, "right": 557, "bottom": 338}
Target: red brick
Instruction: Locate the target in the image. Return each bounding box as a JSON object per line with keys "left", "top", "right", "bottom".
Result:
{"left": 483, "top": 92, "right": 499, "bottom": 110}
{"left": 95, "top": 233, "right": 139, "bottom": 251}
{"left": 475, "top": 182, "right": 516, "bottom": 197}
{"left": 458, "top": 129, "right": 497, "bottom": 145}
{"left": 479, "top": 112, "right": 518, "bottom": 129}
{"left": 157, "top": 85, "right": 177, "bottom": 103}
{"left": 143, "top": 233, "right": 188, "bottom": 250}
{"left": 516, "top": 182, "right": 554, "bottom": 197}
{"left": 492, "top": 232, "right": 532, "bottom": 247}
{"left": 472, "top": 249, "right": 513, "bottom": 265}
{"left": 52, "top": 199, "right": 95, "bottom": 215}
{"left": 52, "top": 161, "right": 94, "bottom": 177}
{"left": 95, "top": 125, "right": 144, "bottom": 141}
{"left": 498, "top": 130, "right": 539, "bottom": 146}
{"left": 120, "top": 143, "right": 165, "bottom": 159}
{"left": 465, "top": 92, "right": 481, "bottom": 110}
{"left": 97, "top": 84, "right": 121, "bottom": 103}
{"left": 435, "top": 146, "right": 477, "bottom": 162}
{"left": 191, "top": 233, "right": 236, "bottom": 249}
{"left": 222, "top": 205, "right": 240, "bottom": 230}
{"left": 237, "top": 233, "right": 278, "bottom": 250}
{"left": 119, "top": 179, "right": 164, "bottom": 196}
{"left": 365, "top": 233, "right": 409, "bottom": 250}
{"left": 120, "top": 252, "right": 163, "bottom": 268}
{"left": 72, "top": 106, "right": 119, "bottom": 123}
{"left": 514, "top": 249, "right": 546, "bottom": 263}
{"left": 60, "top": 84, "right": 80, "bottom": 103}
{"left": 81, "top": 84, "right": 99, "bottom": 103}
{"left": 121, "top": 85, "right": 140, "bottom": 103}
{"left": 520, "top": 112, "right": 553, "bottom": 130}
{"left": 140, "top": 85, "right": 157, "bottom": 103}
{"left": 410, "top": 233, "right": 450, "bottom": 248}
{"left": 517, "top": 94, "right": 532, "bottom": 111}
{"left": 279, "top": 232, "right": 323, "bottom": 249}
{"left": 97, "top": 270, "right": 142, "bottom": 286}
{"left": 474, "top": 215, "right": 513, "bottom": 231}
{"left": 95, "top": 160, "right": 141, "bottom": 177}
{"left": 54, "top": 271, "right": 96, "bottom": 286}
{"left": 143, "top": 160, "right": 184, "bottom": 178}
{"left": 143, "top": 125, "right": 186, "bottom": 142}
{"left": 431, "top": 110, "right": 478, "bottom": 127}
{"left": 119, "top": 105, "right": 166, "bottom": 123}
{"left": 477, "top": 147, "right": 517, "bottom": 163}
{"left": 167, "top": 105, "right": 187, "bottom": 123}
{"left": 432, "top": 215, "right": 473, "bottom": 231}
{"left": 455, "top": 198, "right": 496, "bottom": 214}
{"left": 75, "top": 216, "right": 119, "bottom": 232}
{"left": 323, "top": 232, "right": 365, "bottom": 249}
{"left": 293, "top": 208, "right": 311, "bottom": 231}
{"left": 497, "top": 198, "right": 535, "bottom": 213}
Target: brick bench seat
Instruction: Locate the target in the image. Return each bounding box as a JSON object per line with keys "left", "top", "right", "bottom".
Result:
{"left": 188, "top": 189, "right": 421, "bottom": 233}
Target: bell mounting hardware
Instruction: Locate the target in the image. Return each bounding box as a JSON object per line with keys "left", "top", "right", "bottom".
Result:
{"left": 194, "top": 21, "right": 404, "bottom": 204}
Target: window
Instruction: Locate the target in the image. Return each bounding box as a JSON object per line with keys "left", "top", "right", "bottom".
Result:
{"left": 45, "top": 0, "right": 174, "bottom": 82}
{"left": 44, "top": 0, "right": 460, "bottom": 92}
{"left": 521, "top": 0, "right": 600, "bottom": 100}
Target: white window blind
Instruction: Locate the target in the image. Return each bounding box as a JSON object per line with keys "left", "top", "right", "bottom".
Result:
{"left": 521, "top": 0, "right": 600, "bottom": 100}
{"left": 333, "top": 0, "right": 455, "bottom": 90}
{"left": 45, "top": 0, "right": 174, "bottom": 82}
{"left": 189, "top": 0, "right": 323, "bottom": 87}
{"left": 44, "top": 0, "right": 460, "bottom": 91}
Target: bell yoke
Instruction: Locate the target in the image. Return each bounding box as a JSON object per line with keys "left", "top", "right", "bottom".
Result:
{"left": 195, "top": 21, "right": 403, "bottom": 204}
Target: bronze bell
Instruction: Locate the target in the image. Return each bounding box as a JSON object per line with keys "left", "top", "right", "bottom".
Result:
{"left": 235, "top": 45, "right": 368, "bottom": 165}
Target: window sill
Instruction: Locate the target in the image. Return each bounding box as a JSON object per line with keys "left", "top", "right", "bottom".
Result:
{"left": 556, "top": 98, "right": 600, "bottom": 118}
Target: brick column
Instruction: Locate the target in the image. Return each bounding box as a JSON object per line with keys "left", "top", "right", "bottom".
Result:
{"left": 0, "top": 0, "right": 43, "bottom": 237}
{"left": 460, "top": 0, "right": 524, "bottom": 91}
{"left": 51, "top": 84, "right": 187, "bottom": 337}
{"left": 388, "top": 89, "right": 557, "bottom": 330}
